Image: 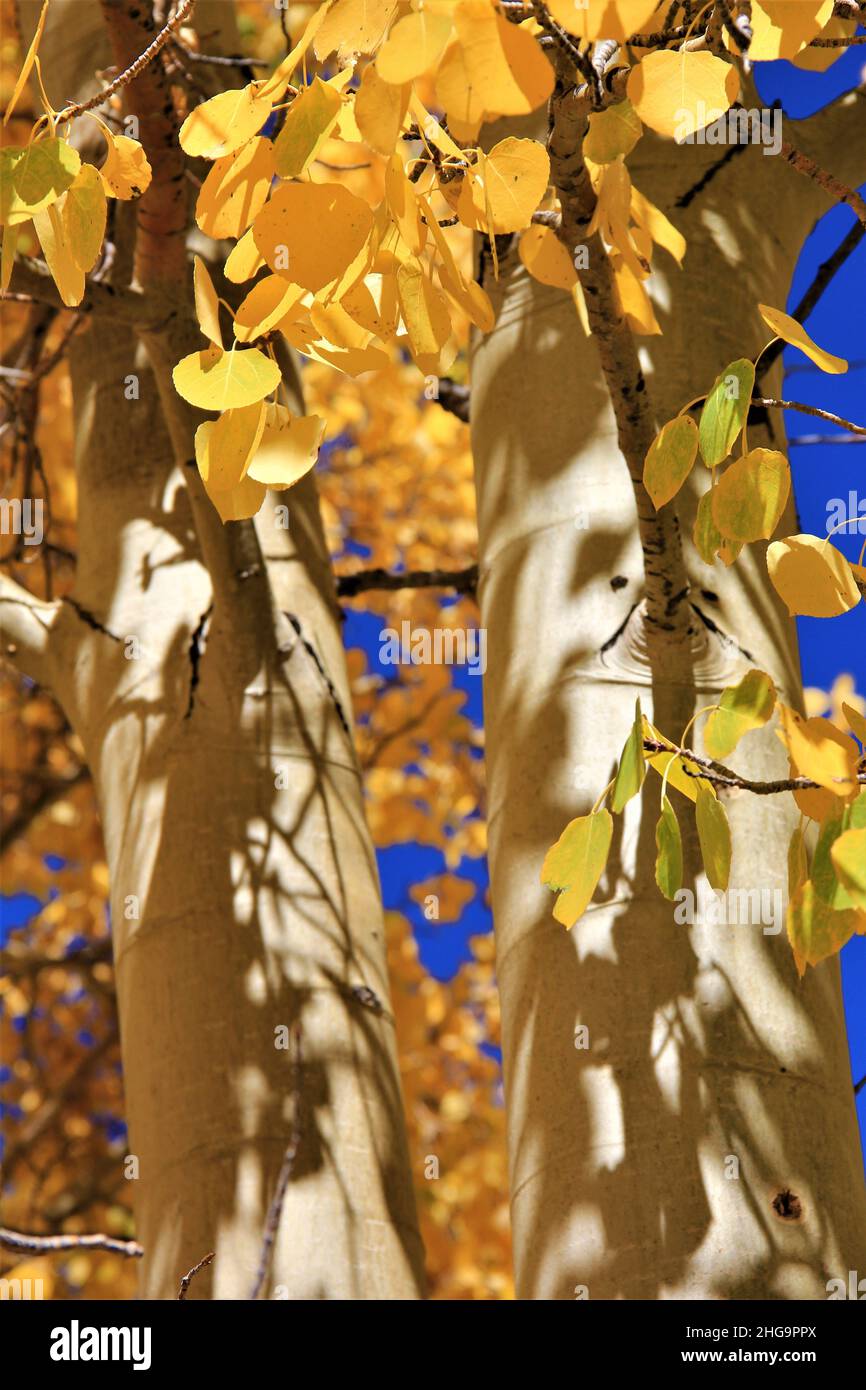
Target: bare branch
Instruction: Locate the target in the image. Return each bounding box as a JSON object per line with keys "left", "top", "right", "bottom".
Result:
{"left": 778, "top": 139, "right": 866, "bottom": 228}
{"left": 54, "top": 0, "right": 197, "bottom": 124}
{"left": 178, "top": 1250, "right": 215, "bottom": 1299}
{"left": 336, "top": 565, "right": 478, "bottom": 598}
{"left": 0, "top": 1227, "right": 142, "bottom": 1259}
{"left": 642, "top": 738, "right": 866, "bottom": 795}
{"left": 753, "top": 398, "right": 866, "bottom": 435}
{"left": 4, "top": 260, "right": 165, "bottom": 327}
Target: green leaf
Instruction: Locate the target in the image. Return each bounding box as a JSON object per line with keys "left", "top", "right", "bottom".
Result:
{"left": 704, "top": 669, "right": 776, "bottom": 761}
{"left": 541, "top": 809, "right": 613, "bottom": 929}
{"left": 698, "top": 358, "right": 755, "bottom": 468}
{"left": 693, "top": 489, "right": 722, "bottom": 565}
{"left": 643, "top": 415, "right": 698, "bottom": 510}
{"left": 1, "top": 138, "right": 80, "bottom": 225}
{"left": 655, "top": 796, "right": 683, "bottom": 901}
{"left": 695, "top": 787, "right": 731, "bottom": 891}
{"left": 814, "top": 790, "right": 866, "bottom": 909}
{"left": 611, "top": 698, "right": 646, "bottom": 813}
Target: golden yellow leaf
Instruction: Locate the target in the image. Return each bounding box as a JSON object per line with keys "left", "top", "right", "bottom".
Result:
{"left": 273, "top": 78, "right": 344, "bottom": 179}
{"left": 261, "top": 1, "right": 336, "bottom": 99}
{"left": 642, "top": 716, "right": 717, "bottom": 803}
{"left": 234, "top": 276, "right": 305, "bottom": 343}
{"left": 792, "top": 15, "right": 855, "bottom": 70}
{"left": 3, "top": 0, "right": 48, "bottom": 125}
{"left": 246, "top": 403, "right": 325, "bottom": 489}
{"left": 748, "top": 0, "right": 834, "bottom": 61}
{"left": 355, "top": 65, "right": 409, "bottom": 155}
{"left": 777, "top": 706, "right": 860, "bottom": 800}
{"left": 193, "top": 255, "right": 223, "bottom": 347}
{"left": 584, "top": 99, "right": 643, "bottom": 164}
{"left": 457, "top": 138, "right": 550, "bottom": 235}
{"left": 613, "top": 256, "right": 661, "bottom": 335}
{"left": 253, "top": 181, "right": 374, "bottom": 293}
{"left": 178, "top": 82, "right": 273, "bottom": 161}
{"left": 33, "top": 201, "right": 84, "bottom": 307}
{"left": 397, "top": 257, "right": 453, "bottom": 375}
{"left": 758, "top": 303, "right": 847, "bottom": 374}
{"left": 62, "top": 164, "right": 107, "bottom": 273}
{"left": 786, "top": 878, "right": 860, "bottom": 976}
{"left": 408, "top": 92, "right": 466, "bottom": 163}
{"left": 314, "top": 0, "right": 398, "bottom": 63}
{"left": 630, "top": 182, "right": 686, "bottom": 266}
{"left": 195, "top": 137, "right": 275, "bottom": 241}
{"left": 224, "top": 226, "right": 265, "bottom": 283}
{"left": 711, "top": 448, "right": 790, "bottom": 543}
{"left": 194, "top": 400, "right": 267, "bottom": 489}
{"left": 204, "top": 467, "right": 267, "bottom": 522}
{"left": 378, "top": 8, "right": 453, "bottom": 83}
{"left": 386, "top": 154, "right": 426, "bottom": 255}
{"left": 767, "top": 534, "right": 861, "bottom": 617}
{"left": 341, "top": 272, "right": 401, "bottom": 341}
{"left": 843, "top": 701, "right": 866, "bottom": 747}
{"left": 627, "top": 50, "right": 740, "bottom": 141}
{"left": 546, "top": 0, "right": 659, "bottom": 40}
{"left": 519, "top": 223, "right": 577, "bottom": 290}
{"left": 436, "top": 0, "right": 554, "bottom": 127}
{"left": 98, "top": 131, "right": 152, "bottom": 200}
{"left": 173, "top": 343, "right": 281, "bottom": 411}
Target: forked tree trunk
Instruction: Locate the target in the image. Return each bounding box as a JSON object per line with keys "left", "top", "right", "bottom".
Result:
{"left": 471, "top": 90, "right": 866, "bottom": 1298}
{"left": 7, "top": 0, "right": 424, "bottom": 1300}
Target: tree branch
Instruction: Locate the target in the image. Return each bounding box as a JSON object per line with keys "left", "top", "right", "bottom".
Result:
{"left": 4, "top": 259, "right": 166, "bottom": 326}
{"left": 178, "top": 1250, "right": 214, "bottom": 1299}
{"left": 753, "top": 398, "right": 866, "bottom": 435}
{"left": 55, "top": 0, "right": 197, "bottom": 124}
{"left": 778, "top": 139, "right": 866, "bottom": 229}
{"left": 642, "top": 738, "right": 866, "bottom": 795}
{"left": 336, "top": 565, "right": 478, "bottom": 599}
{"left": 0, "top": 573, "right": 60, "bottom": 686}
{"left": 0, "top": 1228, "right": 142, "bottom": 1259}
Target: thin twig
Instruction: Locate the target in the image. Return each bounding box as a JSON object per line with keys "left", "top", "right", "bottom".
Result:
{"left": 0, "top": 1227, "right": 142, "bottom": 1258}
{"left": 178, "top": 1250, "right": 215, "bottom": 1299}
{"left": 54, "top": 0, "right": 196, "bottom": 124}
{"left": 778, "top": 139, "right": 866, "bottom": 229}
{"left": 643, "top": 738, "right": 866, "bottom": 795}
{"left": 789, "top": 433, "right": 866, "bottom": 446}
{"left": 249, "top": 1024, "right": 303, "bottom": 1301}
{"left": 753, "top": 398, "right": 866, "bottom": 435}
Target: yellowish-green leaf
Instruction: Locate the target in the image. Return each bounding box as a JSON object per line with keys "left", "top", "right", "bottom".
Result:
{"left": 62, "top": 164, "right": 107, "bottom": 273}
{"left": 831, "top": 827, "right": 866, "bottom": 910}
{"left": 758, "top": 302, "right": 847, "bottom": 374}
{"left": 611, "top": 698, "right": 646, "bottom": 813}
{"left": 711, "top": 447, "right": 790, "bottom": 543}
{"left": 699, "top": 359, "right": 755, "bottom": 468}
{"left": 273, "top": 77, "right": 343, "bottom": 179}
{"left": 541, "top": 809, "right": 614, "bottom": 928}
{"left": 245, "top": 403, "right": 325, "bottom": 489}
{"left": 194, "top": 401, "right": 267, "bottom": 490}
{"left": 179, "top": 82, "right": 273, "bottom": 161}
{"left": 626, "top": 49, "right": 739, "bottom": 141}
{"left": 3, "top": 0, "right": 48, "bottom": 126}
{"left": 643, "top": 414, "right": 698, "bottom": 510}
{"left": 173, "top": 343, "right": 281, "bottom": 412}
{"left": 695, "top": 787, "right": 731, "bottom": 891}
{"left": 642, "top": 716, "right": 717, "bottom": 803}
{"left": 655, "top": 796, "right": 683, "bottom": 901}
{"left": 584, "top": 99, "right": 643, "bottom": 164}
{"left": 704, "top": 669, "right": 776, "bottom": 760}
{"left": 767, "top": 533, "right": 861, "bottom": 618}
{"left": 1, "top": 138, "right": 80, "bottom": 225}
{"left": 195, "top": 137, "right": 275, "bottom": 241}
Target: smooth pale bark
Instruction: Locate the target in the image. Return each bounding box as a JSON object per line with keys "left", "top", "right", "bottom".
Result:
{"left": 8, "top": 0, "right": 424, "bottom": 1300}
{"left": 472, "top": 89, "right": 866, "bottom": 1298}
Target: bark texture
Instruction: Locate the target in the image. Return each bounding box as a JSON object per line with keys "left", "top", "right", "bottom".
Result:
{"left": 6, "top": 0, "right": 424, "bottom": 1300}
{"left": 471, "top": 88, "right": 866, "bottom": 1299}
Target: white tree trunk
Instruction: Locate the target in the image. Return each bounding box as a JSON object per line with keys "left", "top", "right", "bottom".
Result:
{"left": 471, "top": 91, "right": 866, "bottom": 1299}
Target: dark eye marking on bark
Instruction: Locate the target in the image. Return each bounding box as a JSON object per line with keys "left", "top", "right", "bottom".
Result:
{"left": 772, "top": 1189, "right": 803, "bottom": 1222}
{"left": 700, "top": 589, "right": 719, "bottom": 603}
{"left": 610, "top": 575, "right": 628, "bottom": 591}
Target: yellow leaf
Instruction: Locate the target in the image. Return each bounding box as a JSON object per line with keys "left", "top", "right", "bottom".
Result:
{"left": 626, "top": 50, "right": 740, "bottom": 141}
{"left": 831, "top": 828, "right": 866, "bottom": 909}
{"left": 314, "top": 0, "right": 398, "bottom": 63}
{"left": 386, "top": 154, "right": 426, "bottom": 255}
{"left": 33, "top": 201, "right": 84, "bottom": 307}
{"left": 273, "top": 78, "right": 344, "bottom": 179}
{"left": 355, "top": 65, "right": 409, "bottom": 155}
{"left": 696, "top": 787, "right": 731, "bottom": 891}
{"left": 224, "top": 226, "right": 265, "bottom": 283}
{"left": 408, "top": 92, "right": 465, "bottom": 163}
{"left": 396, "top": 257, "right": 453, "bottom": 375}
{"left": 62, "top": 164, "right": 107, "bottom": 273}
{"left": 843, "top": 701, "right": 866, "bottom": 747}
{"left": 546, "top": 0, "right": 659, "bottom": 41}
{"left": 767, "top": 534, "right": 861, "bottom": 617}
{"left": 630, "top": 182, "right": 686, "bottom": 266}
{"left": 204, "top": 467, "right": 267, "bottom": 523}
{"left": 245, "top": 403, "right": 325, "bottom": 489}
{"left": 194, "top": 400, "right": 267, "bottom": 489}
{"left": 584, "top": 99, "right": 643, "bottom": 164}
{"left": 3, "top": 0, "right": 48, "bottom": 125}
{"left": 612, "top": 256, "right": 660, "bottom": 335}
{"left": 777, "top": 706, "right": 860, "bottom": 800}
{"left": 457, "top": 138, "right": 550, "bottom": 235}
{"left": 611, "top": 697, "right": 645, "bottom": 812}
{"left": 341, "top": 272, "right": 401, "bottom": 340}
{"left": 234, "top": 276, "right": 305, "bottom": 343}
{"left": 178, "top": 82, "right": 273, "bottom": 161}
{"left": 253, "top": 181, "right": 374, "bottom": 293}
{"left": 519, "top": 223, "right": 578, "bottom": 290}
{"left": 694, "top": 488, "right": 724, "bottom": 565}
{"left": 1, "top": 138, "right": 80, "bottom": 225}
{"left": 418, "top": 192, "right": 495, "bottom": 333}
{"left": 711, "top": 447, "right": 790, "bottom": 543}
{"left": 786, "top": 879, "right": 861, "bottom": 975}
{"left": 436, "top": 0, "right": 554, "bottom": 127}
{"left": 377, "top": 8, "right": 453, "bottom": 83}
{"left": 260, "top": 1, "right": 336, "bottom": 99}
{"left": 788, "top": 823, "right": 809, "bottom": 898}
{"left": 195, "top": 137, "right": 275, "bottom": 241}
{"left": 541, "top": 809, "right": 613, "bottom": 929}
{"left": 642, "top": 715, "right": 717, "bottom": 803}
{"left": 193, "top": 255, "right": 223, "bottom": 347}
{"left": 98, "top": 131, "right": 152, "bottom": 200}
{"left": 643, "top": 415, "right": 699, "bottom": 510}
{"left": 1, "top": 221, "right": 19, "bottom": 292}
{"left": 757, "top": 303, "right": 847, "bottom": 374}
{"left": 704, "top": 670, "right": 776, "bottom": 760}
{"left": 748, "top": 0, "right": 835, "bottom": 61}
{"left": 172, "top": 343, "right": 281, "bottom": 411}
